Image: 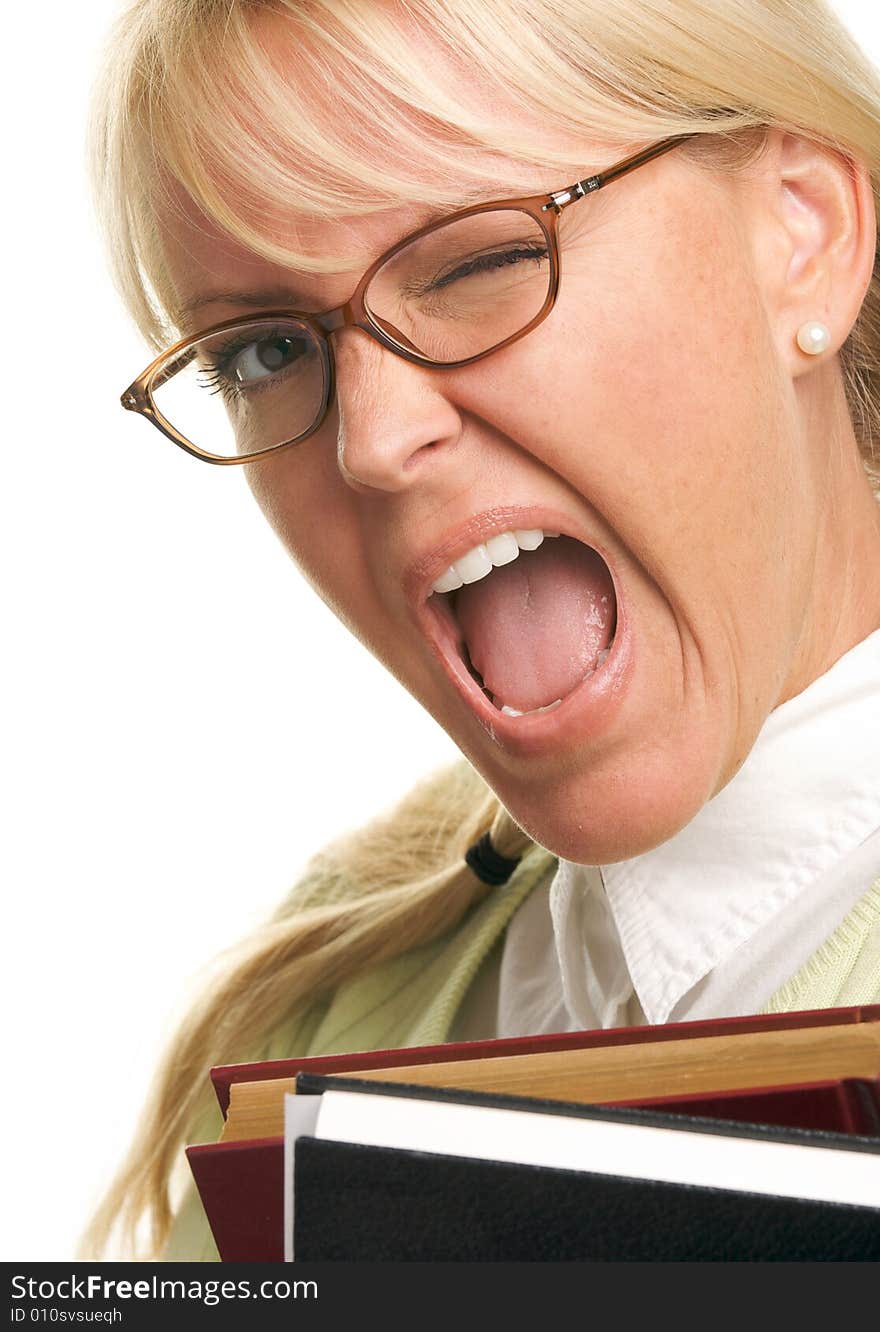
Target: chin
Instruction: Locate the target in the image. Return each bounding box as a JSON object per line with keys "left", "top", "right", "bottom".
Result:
{"left": 478, "top": 741, "right": 724, "bottom": 866}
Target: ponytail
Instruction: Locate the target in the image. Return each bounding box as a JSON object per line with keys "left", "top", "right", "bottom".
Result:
{"left": 79, "top": 761, "right": 534, "bottom": 1258}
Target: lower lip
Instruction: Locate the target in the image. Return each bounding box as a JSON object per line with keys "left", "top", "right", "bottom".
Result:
{"left": 419, "top": 560, "right": 632, "bottom": 758}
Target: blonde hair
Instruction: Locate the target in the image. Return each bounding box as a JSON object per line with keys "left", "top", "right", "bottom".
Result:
{"left": 82, "top": 762, "right": 536, "bottom": 1257}
{"left": 84, "top": 0, "right": 880, "bottom": 1257}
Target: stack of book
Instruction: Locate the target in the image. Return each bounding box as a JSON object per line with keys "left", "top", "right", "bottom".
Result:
{"left": 186, "top": 1004, "right": 880, "bottom": 1260}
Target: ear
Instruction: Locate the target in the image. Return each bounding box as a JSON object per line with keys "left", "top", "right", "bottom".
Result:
{"left": 749, "top": 130, "right": 876, "bottom": 377}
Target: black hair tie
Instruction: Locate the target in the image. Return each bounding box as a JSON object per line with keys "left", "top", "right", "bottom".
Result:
{"left": 465, "top": 832, "right": 522, "bottom": 886}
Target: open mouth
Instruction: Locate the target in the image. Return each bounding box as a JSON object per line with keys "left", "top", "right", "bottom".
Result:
{"left": 425, "top": 529, "right": 618, "bottom": 720}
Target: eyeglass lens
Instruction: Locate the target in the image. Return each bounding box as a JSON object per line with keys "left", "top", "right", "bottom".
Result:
{"left": 150, "top": 208, "right": 552, "bottom": 459}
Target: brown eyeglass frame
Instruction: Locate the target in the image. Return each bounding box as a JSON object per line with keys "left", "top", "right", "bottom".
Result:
{"left": 121, "top": 132, "right": 695, "bottom": 465}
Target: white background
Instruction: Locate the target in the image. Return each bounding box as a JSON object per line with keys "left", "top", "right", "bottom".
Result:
{"left": 2, "top": 0, "right": 878, "bottom": 1262}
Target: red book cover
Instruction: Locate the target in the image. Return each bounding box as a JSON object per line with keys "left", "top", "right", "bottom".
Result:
{"left": 208, "top": 1002, "right": 880, "bottom": 1115}
{"left": 186, "top": 1004, "right": 880, "bottom": 1261}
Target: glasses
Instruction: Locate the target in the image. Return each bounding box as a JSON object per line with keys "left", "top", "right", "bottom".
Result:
{"left": 121, "top": 133, "right": 694, "bottom": 464}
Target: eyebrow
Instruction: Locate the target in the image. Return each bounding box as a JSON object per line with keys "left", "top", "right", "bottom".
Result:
{"left": 176, "top": 180, "right": 558, "bottom": 323}
{"left": 177, "top": 286, "right": 318, "bottom": 320}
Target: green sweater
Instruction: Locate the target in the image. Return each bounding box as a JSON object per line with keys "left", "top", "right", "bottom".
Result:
{"left": 165, "top": 844, "right": 880, "bottom": 1260}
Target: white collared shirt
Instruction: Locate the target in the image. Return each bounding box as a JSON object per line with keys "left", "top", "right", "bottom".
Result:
{"left": 453, "top": 629, "right": 880, "bottom": 1040}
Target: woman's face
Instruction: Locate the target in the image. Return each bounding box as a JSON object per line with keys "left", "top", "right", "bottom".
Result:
{"left": 158, "top": 61, "right": 865, "bottom": 862}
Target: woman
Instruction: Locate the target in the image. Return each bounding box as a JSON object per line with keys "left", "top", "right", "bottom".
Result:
{"left": 84, "top": 0, "right": 880, "bottom": 1259}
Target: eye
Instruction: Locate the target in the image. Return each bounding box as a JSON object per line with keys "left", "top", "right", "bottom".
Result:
{"left": 428, "top": 242, "right": 549, "bottom": 292}
{"left": 225, "top": 332, "right": 312, "bottom": 387}
{"left": 195, "top": 326, "right": 317, "bottom": 405}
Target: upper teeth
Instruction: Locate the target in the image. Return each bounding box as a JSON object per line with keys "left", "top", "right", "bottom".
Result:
{"left": 430, "top": 529, "right": 560, "bottom": 595}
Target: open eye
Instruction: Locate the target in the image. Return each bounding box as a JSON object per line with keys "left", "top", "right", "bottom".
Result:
{"left": 223, "top": 332, "right": 313, "bottom": 388}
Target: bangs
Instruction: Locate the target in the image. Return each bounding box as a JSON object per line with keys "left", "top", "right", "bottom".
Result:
{"left": 147, "top": 0, "right": 671, "bottom": 261}
{"left": 99, "top": 0, "right": 746, "bottom": 344}
{"left": 94, "top": 0, "right": 863, "bottom": 348}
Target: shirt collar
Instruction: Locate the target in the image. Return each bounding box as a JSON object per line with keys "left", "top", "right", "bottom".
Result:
{"left": 556, "top": 628, "right": 880, "bottom": 1024}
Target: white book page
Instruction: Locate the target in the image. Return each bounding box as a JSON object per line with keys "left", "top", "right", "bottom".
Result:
{"left": 284, "top": 1094, "right": 322, "bottom": 1262}
{"left": 306, "top": 1089, "right": 880, "bottom": 1209}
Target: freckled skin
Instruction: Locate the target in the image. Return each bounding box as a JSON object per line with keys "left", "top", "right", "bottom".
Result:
{"left": 158, "top": 44, "right": 880, "bottom": 863}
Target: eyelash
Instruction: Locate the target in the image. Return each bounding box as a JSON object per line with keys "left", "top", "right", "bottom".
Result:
{"left": 197, "top": 366, "right": 241, "bottom": 405}
{"left": 190, "top": 241, "right": 551, "bottom": 397}
{"left": 429, "top": 242, "right": 549, "bottom": 292}
{"left": 195, "top": 327, "right": 292, "bottom": 404}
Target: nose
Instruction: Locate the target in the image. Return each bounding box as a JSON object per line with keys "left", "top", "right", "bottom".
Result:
{"left": 330, "top": 326, "right": 463, "bottom": 494}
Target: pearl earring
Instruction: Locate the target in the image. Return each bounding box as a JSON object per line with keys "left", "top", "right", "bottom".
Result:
{"left": 796, "top": 321, "right": 831, "bottom": 355}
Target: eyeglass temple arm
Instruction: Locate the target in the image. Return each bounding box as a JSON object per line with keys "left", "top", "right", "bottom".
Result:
{"left": 542, "top": 133, "right": 697, "bottom": 213}
{"left": 122, "top": 346, "right": 198, "bottom": 411}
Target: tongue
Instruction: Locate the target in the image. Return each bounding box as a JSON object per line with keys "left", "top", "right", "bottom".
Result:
{"left": 454, "top": 536, "right": 616, "bottom": 711}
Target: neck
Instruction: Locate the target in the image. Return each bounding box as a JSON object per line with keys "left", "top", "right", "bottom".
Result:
{"left": 781, "top": 367, "right": 880, "bottom": 704}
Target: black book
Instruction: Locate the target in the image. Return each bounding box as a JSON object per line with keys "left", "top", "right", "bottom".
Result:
{"left": 287, "top": 1073, "right": 880, "bottom": 1261}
